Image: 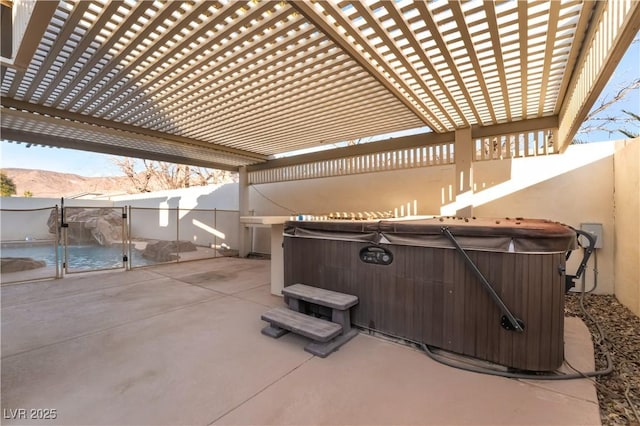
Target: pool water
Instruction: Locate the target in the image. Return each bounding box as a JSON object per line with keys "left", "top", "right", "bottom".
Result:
{"left": 0, "top": 244, "right": 153, "bottom": 270}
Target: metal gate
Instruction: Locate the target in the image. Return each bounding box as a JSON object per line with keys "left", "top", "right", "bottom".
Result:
{"left": 62, "top": 206, "right": 128, "bottom": 274}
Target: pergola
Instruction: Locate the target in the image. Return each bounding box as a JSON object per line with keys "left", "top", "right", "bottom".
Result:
{"left": 1, "top": 0, "right": 638, "bottom": 177}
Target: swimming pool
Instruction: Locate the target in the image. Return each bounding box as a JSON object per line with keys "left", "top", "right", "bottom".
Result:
{"left": 0, "top": 244, "right": 153, "bottom": 271}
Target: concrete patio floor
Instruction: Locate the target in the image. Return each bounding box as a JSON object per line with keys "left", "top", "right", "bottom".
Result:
{"left": 1, "top": 258, "right": 600, "bottom": 425}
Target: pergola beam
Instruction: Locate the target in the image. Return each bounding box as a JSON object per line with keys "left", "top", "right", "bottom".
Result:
{"left": 557, "top": 0, "right": 640, "bottom": 151}
{"left": 471, "top": 116, "right": 559, "bottom": 139}
{"left": 0, "top": 99, "right": 267, "bottom": 162}
{"left": 247, "top": 131, "right": 452, "bottom": 172}
{"left": 248, "top": 116, "right": 559, "bottom": 172}
{"left": 0, "top": 0, "right": 58, "bottom": 70}
{"left": 1, "top": 129, "right": 240, "bottom": 172}
{"left": 554, "top": 1, "right": 597, "bottom": 117}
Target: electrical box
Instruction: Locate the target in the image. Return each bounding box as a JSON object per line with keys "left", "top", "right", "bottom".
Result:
{"left": 580, "top": 223, "right": 603, "bottom": 249}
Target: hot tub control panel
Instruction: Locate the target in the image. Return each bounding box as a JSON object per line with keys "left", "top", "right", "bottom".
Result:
{"left": 359, "top": 245, "right": 393, "bottom": 265}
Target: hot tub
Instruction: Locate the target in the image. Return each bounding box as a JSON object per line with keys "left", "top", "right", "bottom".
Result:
{"left": 283, "top": 217, "right": 577, "bottom": 371}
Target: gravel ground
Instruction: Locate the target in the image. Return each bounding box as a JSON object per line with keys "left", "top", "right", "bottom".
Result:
{"left": 565, "top": 293, "right": 640, "bottom": 425}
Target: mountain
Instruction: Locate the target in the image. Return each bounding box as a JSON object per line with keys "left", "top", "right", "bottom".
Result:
{"left": 1, "top": 168, "right": 133, "bottom": 198}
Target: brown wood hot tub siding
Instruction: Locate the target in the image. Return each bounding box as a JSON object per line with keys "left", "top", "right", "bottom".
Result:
{"left": 284, "top": 237, "right": 565, "bottom": 371}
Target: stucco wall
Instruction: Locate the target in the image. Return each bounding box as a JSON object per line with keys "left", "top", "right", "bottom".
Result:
{"left": 249, "top": 142, "right": 617, "bottom": 294}
{"left": 614, "top": 138, "right": 640, "bottom": 316}
{"left": 248, "top": 164, "right": 455, "bottom": 252}
{"left": 473, "top": 143, "right": 616, "bottom": 295}
{"left": 0, "top": 197, "right": 114, "bottom": 241}
{"left": 110, "top": 183, "right": 238, "bottom": 210}
{"left": 111, "top": 183, "right": 240, "bottom": 248}
{"left": 249, "top": 165, "right": 455, "bottom": 217}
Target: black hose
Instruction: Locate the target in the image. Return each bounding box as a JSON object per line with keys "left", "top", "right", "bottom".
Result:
{"left": 569, "top": 250, "right": 599, "bottom": 294}
{"left": 359, "top": 323, "right": 613, "bottom": 380}
{"left": 420, "top": 342, "right": 613, "bottom": 380}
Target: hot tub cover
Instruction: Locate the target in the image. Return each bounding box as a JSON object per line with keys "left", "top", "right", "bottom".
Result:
{"left": 284, "top": 217, "right": 577, "bottom": 253}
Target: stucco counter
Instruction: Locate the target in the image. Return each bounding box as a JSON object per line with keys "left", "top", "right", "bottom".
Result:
{"left": 240, "top": 216, "right": 290, "bottom": 296}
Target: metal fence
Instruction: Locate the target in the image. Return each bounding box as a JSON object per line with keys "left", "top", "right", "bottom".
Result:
{"left": 0, "top": 207, "right": 61, "bottom": 284}
{"left": 0, "top": 204, "right": 241, "bottom": 282}
{"left": 127, "top": 207, "right": 240, "bottom": 269}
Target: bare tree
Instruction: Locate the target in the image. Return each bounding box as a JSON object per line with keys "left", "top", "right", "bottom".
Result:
{"left": 191, "top": 167, "right": 238, "bottom": 185}
{"left": 112, "top": 158, "right": 237, "bottom": 193}
{"left": 575, "top": 36, "right": 640, "bottom": 142}
{"left": 618, "top": 110, "right": 640, "bottom": 138}
{"left": 112, "top": 158, "right": 153, "bottom": 192}
{"left": 576, "top": 78, "right": 640, "bottom": 137}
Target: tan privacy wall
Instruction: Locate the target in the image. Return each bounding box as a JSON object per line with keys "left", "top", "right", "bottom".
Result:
{"left": 472, "top": 143, "right": 616, "bottom": 295}
{"left": 249, "top": 142, "right": 618, "bottom": 295}
{"left": 249, "top": 164, "right": 456, "bottom": 217}
{"left": 614, "top": 138, "right": 640, "bottom": 316}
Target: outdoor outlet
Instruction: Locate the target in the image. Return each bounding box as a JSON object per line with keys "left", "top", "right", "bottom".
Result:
{"left": 580, "top": 223, "right": 603, "bottom": 249}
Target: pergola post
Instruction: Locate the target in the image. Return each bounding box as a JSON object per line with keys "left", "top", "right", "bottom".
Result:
{"left": 454, "top": 127, "right": 474, "bottom": 217}
{"left": 238, "top": 166, "right": 251, "bottom": 257}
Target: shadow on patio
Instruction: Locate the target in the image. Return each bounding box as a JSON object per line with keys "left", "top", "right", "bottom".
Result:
{"left": 1, "top": 258, "right": 599, "bottom": 425}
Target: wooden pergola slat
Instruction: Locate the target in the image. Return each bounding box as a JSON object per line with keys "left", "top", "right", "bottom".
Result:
{"left": 1, "top": 0, "right": 638, "bottom": 168}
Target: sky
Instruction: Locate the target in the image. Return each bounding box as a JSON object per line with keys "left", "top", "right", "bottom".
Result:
{"left": 1, "top": 33, "right": 638, "bottom": 177}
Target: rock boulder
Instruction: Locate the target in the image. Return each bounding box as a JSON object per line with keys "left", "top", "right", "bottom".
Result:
{"left": 48, "top": 208, "right": 123, "bottom": 246}
{"left": 1, "top": 257, "right": 47, "bottom": 273}
{"left": 142, "top": 240, "right": 197, "bottom": 262}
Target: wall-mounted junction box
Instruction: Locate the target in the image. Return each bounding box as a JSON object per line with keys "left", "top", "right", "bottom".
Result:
{"left": 580, "top": 223, "right": 603, "bottom": 249}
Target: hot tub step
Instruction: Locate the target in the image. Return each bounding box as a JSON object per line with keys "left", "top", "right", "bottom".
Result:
{"left": 261, "top": 307, "right": 342, "bottom": 342}
{"left": 305, "top": 328, "right": 358, "bottom": 358}
{"left": 283, "top": 283, "right": 358, "bottom": 310}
